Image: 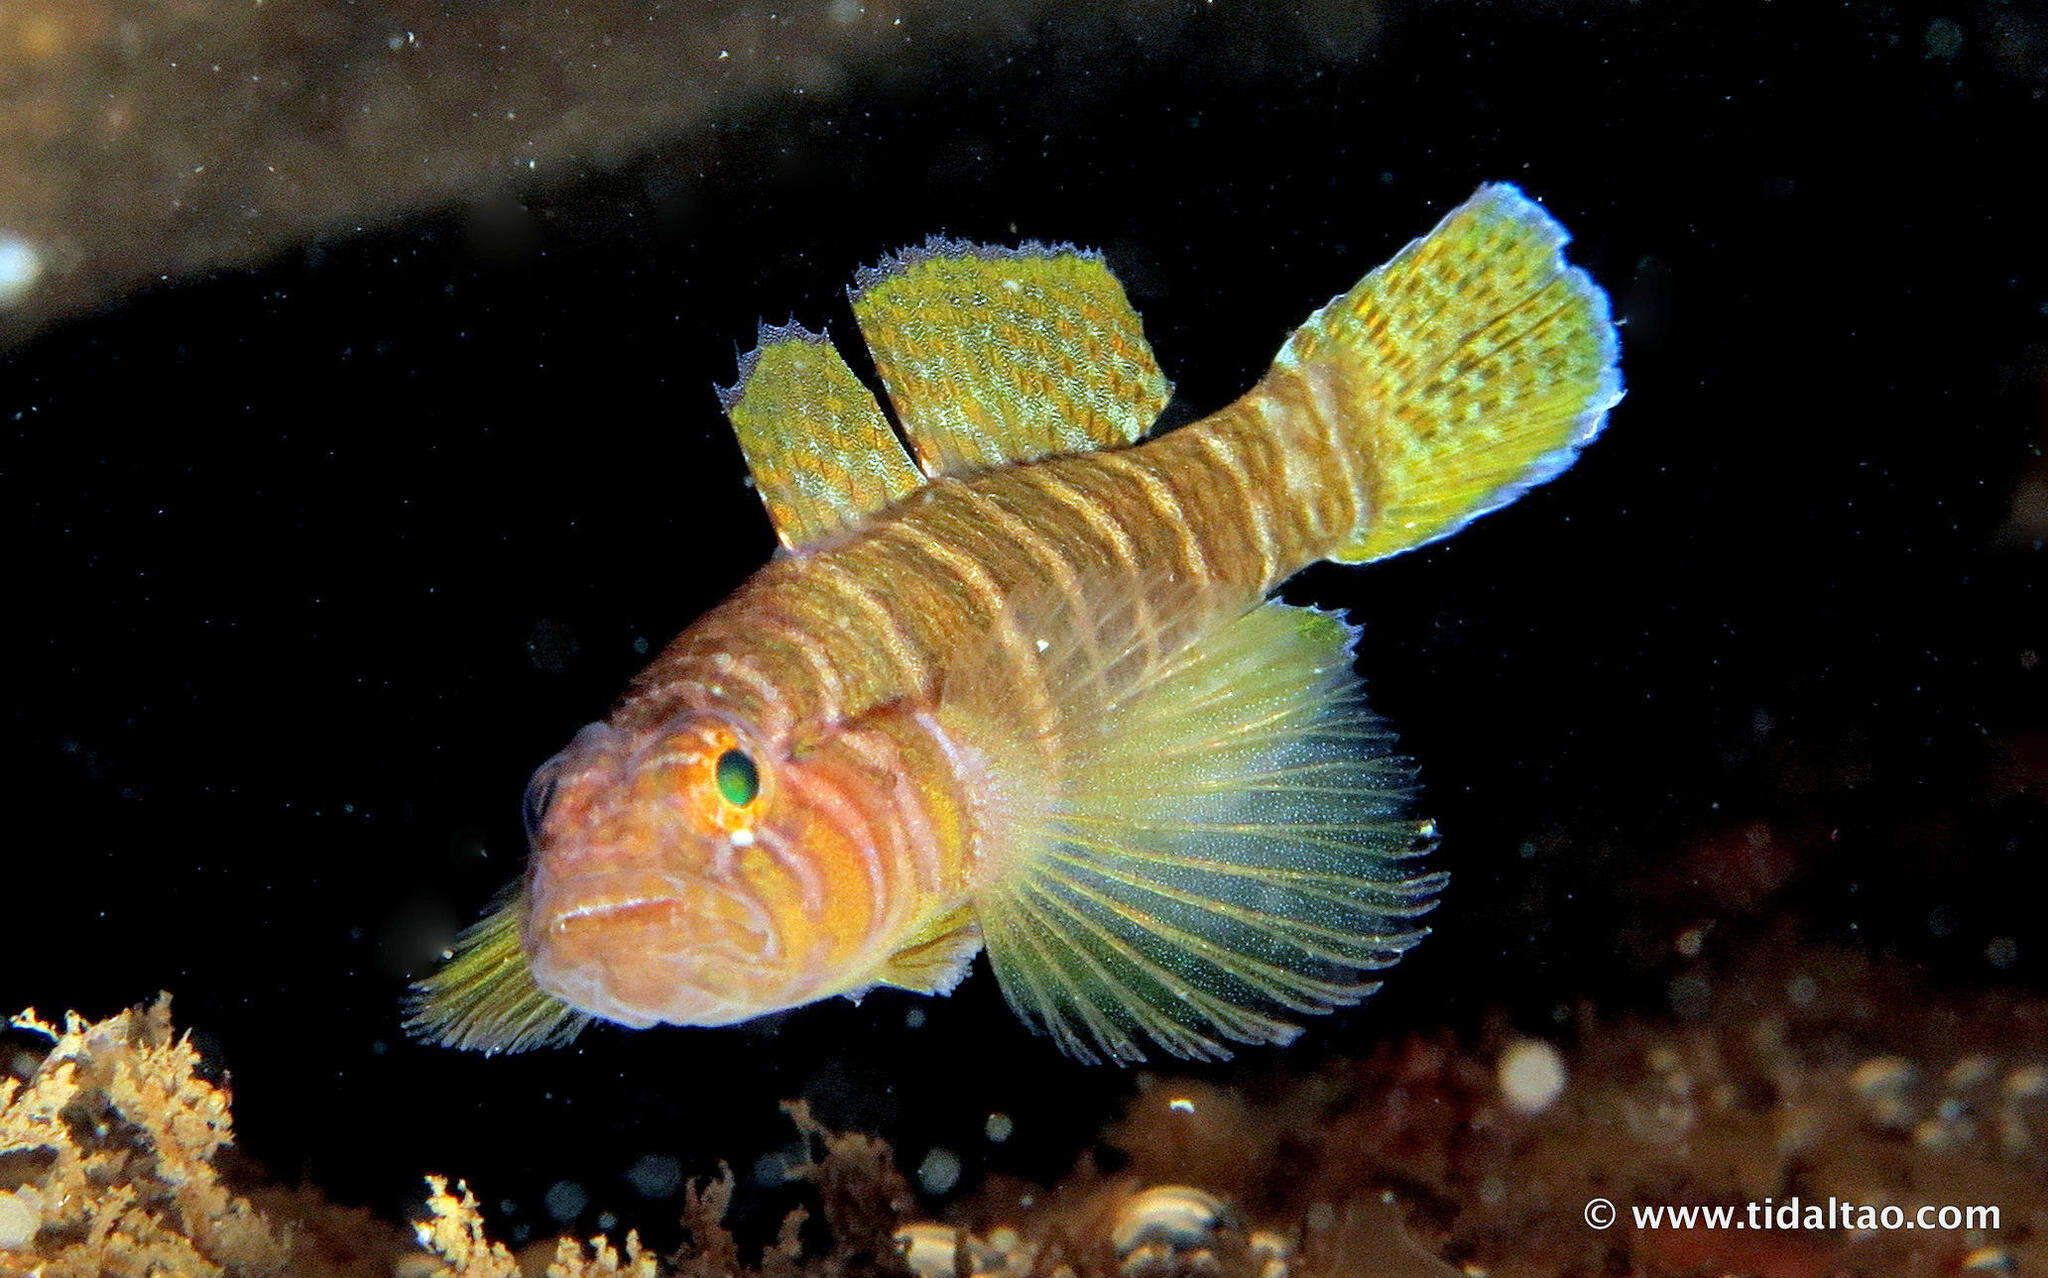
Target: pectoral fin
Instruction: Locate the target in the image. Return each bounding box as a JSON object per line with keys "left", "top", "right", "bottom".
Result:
{"left": 939, "top": 580, "right": 1443, "bottom": 1065}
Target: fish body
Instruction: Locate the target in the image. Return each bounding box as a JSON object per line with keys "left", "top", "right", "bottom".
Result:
{"left": 411, "top": 184, "right": 1622, "bottom": 1063}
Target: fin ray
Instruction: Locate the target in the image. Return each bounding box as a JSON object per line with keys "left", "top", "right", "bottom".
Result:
{"left": 1034, "top": 861, "right": 1383, "bottom": 1006}
{"left": 1016, "top": 878, "right": 1269, "bottom": 1060}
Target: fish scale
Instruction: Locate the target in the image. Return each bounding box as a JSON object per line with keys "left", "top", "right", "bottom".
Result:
{"left": 408, "top": 183, "right": 1622, "bottom": 1061}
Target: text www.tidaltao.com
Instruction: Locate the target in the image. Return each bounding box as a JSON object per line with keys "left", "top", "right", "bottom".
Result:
{"left": 1581, "top": 1196, "right": 2001, "bottom": 1232}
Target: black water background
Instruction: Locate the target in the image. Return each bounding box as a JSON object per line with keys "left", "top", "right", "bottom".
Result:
{"left": 4, "top": 0, "right": 2045, "bottom": 1250}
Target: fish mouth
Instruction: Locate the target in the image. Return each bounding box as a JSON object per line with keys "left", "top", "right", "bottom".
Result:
{"left": 532, "top": 871, "right": 777, "bottom": 959}
{"left": 547, "top": 895, "right": 681, "bottom": 929}
{"left": 525, "top": 863, "right": 785, "bottom": 1029}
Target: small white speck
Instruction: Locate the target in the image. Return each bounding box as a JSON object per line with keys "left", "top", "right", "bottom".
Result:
{"left": 1498, "top": 1038, "right": 1567, "bottom": 1114}
{"left": 916, "top": 1147, "right": 961, "bottom": 1195}
{"left": 1034, "top": 637, "right": 1050, "bottom": 652}
{"left": 0, "top": 236, "right": 44, "bottom": 307}
{"left": 729, "top": 828, "right": 755, "bottom": 847}
{"left": 543, "top": 1180, "right": 588, "bottom": 1222}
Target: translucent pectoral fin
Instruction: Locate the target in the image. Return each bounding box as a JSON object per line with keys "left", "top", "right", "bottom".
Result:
{"left": 944, "top": 582, "right": 1444, "bottom": 1065}
{"left": 720, "top": 323, "right": 924, "bottom": 549}
{"left": 849, "top": 239, "right": 1173, "bottom": 478}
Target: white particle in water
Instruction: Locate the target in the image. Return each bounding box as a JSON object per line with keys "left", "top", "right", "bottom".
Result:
{"left": 917, "top": 1147, "right": 961, "bottom": 1195}
{"left": 1498, "top": 1038, "right": 1567, "bottom": 1114}
{"left": 0, "top": 236, "right": 43, "bottom": 307}
{"left": 543, "top": 1180, "right": 588, "bottom": 1222}
{"left": 625, "top": 1153, "right": 682, "bottom": 1198}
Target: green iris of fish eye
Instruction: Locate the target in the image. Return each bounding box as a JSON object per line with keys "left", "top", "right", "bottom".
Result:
{"left": 716, "top": 749, "right": 759, "bottom": 806}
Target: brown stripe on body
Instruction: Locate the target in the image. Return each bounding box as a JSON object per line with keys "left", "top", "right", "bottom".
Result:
{"left": 1248, "top": 360, "right": 1378, "bottom": 550}
{"left": 609, "top": 375, "right": 1368, "bottom": 982}
{"left": 625, "top": 376, "right": 1366, "bottom": 754}
{"left": 756, "top": 697, "right": 986, "bottom": 1000}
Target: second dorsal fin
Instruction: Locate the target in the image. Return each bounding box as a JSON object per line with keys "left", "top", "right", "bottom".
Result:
{"left": 849, "top": 238, "right": 1173, "bottom": 479}
{"left": 719, "top": 323, "right": 924, "bottom": 550}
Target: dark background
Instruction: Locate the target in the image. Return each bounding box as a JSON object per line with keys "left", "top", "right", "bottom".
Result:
{"left": 4, "top": 0, "right": 2044, "bottom": 1250}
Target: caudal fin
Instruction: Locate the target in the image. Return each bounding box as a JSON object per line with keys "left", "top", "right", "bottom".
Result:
{"left": 1276, "top": 183, "right": 1623, "bottom": 564}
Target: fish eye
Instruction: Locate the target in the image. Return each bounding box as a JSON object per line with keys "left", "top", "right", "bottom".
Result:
{"left": 715, "top": 748, "right": 759, "bottom": 807}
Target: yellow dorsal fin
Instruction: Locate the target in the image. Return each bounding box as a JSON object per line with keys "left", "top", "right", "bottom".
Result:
{"left": 939, "top": 574, "right": 1443, "bottom": 1065}
{"left": 720, "top": 322, "right": 923, "bottom": 549}
{"left": 849, "top": 238, "right": 1173, "bottom": 478}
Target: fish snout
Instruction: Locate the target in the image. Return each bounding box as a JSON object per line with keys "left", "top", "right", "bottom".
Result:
{"left": 525, "top": 864, "right": 781, "bottom": 1028}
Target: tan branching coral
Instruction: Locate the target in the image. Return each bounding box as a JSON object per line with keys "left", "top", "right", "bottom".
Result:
{"left": 9, "top": 946, "right": 2048, "bottom": 1278}
{"left": 0, "top": 997, "right": 297, "bottom": 1278}
{"left": 0, "top": 997, "right": 918, "bottom": 1278}
{"left": 411, "top": 1177, "right": 661, "bottom": 1278}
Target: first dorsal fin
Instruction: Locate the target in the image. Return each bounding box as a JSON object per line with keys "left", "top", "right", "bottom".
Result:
{"left": 720, "top": 323, "right": 924, "bottom": 549}
{"left": 850, "top": 238, "right": 1173, "bottom": 479}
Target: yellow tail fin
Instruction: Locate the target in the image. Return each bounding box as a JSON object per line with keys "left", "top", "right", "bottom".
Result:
{"left": 1277, "top": 183, "right": 1623, "bottom": 564}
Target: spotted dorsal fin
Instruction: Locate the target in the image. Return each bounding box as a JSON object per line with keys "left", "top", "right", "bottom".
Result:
{"left": 849, "top": 238, "right": 1173, "bottom": 479}
{"left": 719, "top": 323, "right": 924, "bottom": 549}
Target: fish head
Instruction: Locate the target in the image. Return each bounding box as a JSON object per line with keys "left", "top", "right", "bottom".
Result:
{"left": 520, "top": 713, "right": 798, "bottom": 1029}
